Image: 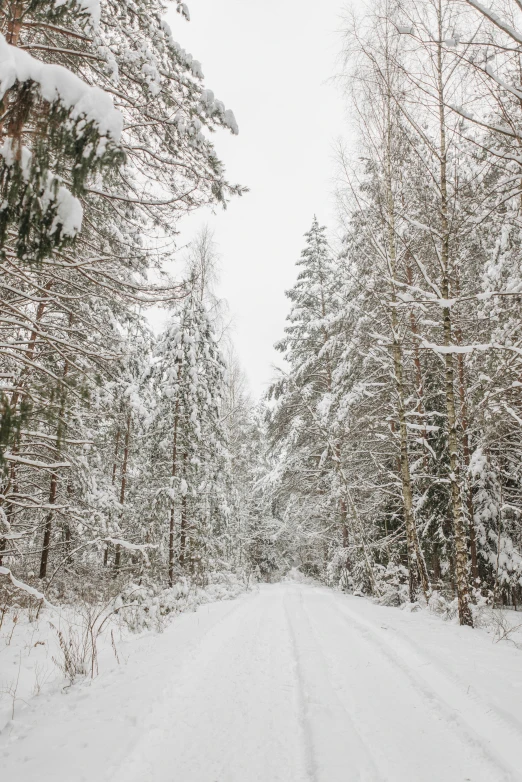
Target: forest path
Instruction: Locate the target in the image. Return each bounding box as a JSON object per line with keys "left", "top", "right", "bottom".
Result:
{"left": 2, "top": 583, "right": 522, "bottom": 782}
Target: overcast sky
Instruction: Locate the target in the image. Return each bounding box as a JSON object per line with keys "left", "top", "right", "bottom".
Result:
{"left": 165, "top": 0, "right": 349, "bottom": 397}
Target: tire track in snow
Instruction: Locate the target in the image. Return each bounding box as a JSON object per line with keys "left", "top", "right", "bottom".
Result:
{"left": 109, "top": 587, "right": 310, "bottom": 782}
{"left": 283, "top": 586, "right": 383, "bottom": 782}
{"left": 284, "top": 591, "right": 319, "bottom": 782}
{"left": 326, "top": 591, "right": 521, "bottom": 782}
{"left": 106, "top": 590, "right": 263, "bottom": 782}
{"left": 360, "top": 603, "right": 522, "bottom": 737}
{"left": 0, "top": 590, "right": 259, "bottom": 782}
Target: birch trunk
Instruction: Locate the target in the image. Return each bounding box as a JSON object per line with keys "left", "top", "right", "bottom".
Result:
{"left": 383, "top": 80, "right": 430, "bottom": 601}
{"left": 436, "top": 14, "right": 473, "bottom": 626}
{"left": 454, "top": 275, "right": 479, "bottom": 584}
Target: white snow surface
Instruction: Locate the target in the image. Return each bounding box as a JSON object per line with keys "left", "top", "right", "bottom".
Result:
{"left": 49, "top": 184, "right": 84, "bottom": 237}
{"left": 53, "top": 0, "right": 101, "bottom": 27}
{"left": 0, "top": 33, "right": 122, "bottom": 142}
{"left": 2, "top": 582, "right": 522, "bottom": 781}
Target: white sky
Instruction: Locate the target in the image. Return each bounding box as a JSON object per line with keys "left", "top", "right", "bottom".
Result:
{"left": 165, "top": 0, "right": 350, "bottom": 397}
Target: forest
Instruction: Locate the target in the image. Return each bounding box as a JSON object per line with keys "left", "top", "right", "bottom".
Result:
{"left": 2, "top": 2, "right": 522, "bottom": 780}
{"left": 0, "top": 0, "right": 521, "bottom": 642}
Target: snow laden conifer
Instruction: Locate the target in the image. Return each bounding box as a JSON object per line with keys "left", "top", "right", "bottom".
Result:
{"left": 0, "top": 0, "right": 123, "bottom": 473}
{"left": 267, "top": 218, "right": 344, "bottom": 576}
{"left": 151, "top": 289, "right": 229, "bottom": 586}
{"left": 0, "top": 5, "right": 123, "bottom": 263}
{"left": 263, "top": 0, "right": 522, "bottom": 619}
{"left": 94, "top": 326, "right": 155, "bottom": 579}
{"left": 0, "top": 1, "right": 243, "bottom": 597}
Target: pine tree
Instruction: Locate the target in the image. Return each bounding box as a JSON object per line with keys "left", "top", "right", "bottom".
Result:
{"left": 151, "top": 288, "right": 229, "bottom": 584}
{"left": 267, "top": 218, "right": 343, "bottom": 576}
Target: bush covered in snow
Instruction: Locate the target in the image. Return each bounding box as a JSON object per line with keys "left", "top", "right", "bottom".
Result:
{"left": 115, "top": 571, "right": 255, "bottom": 633}
{"left": 374, "top": 563, "right": 411, "bottom": 607}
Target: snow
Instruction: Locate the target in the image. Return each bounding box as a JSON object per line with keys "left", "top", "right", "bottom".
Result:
{"left": 53, "top": 0, "right": 101, "bottom": 26}
{"left": 0, "top": 567, "right": 55, "bottom": 609}
{"left": 0, "top": 572, "right": 249, "bottom": 730}
{"left": 77, "top": 0, "right": 101, "bottom": 26}
{"left": 103, "top": 537, "right": 156, "bottom": 553}
{"left": 224, "top": 108, "right": 239, "bottom": 135}
{"left": 464, "top": 0, "right": 522, "bottom": 46}
{"left": 49, "top": 185, "right": 83, "bottom": 238}
{"left": 2, "top": 582, "right": 522, "bottom": 781}
{"left": 2, "top": 452, "right": 70, "bottom": 469}
{"left": 0, "top": 139, "right": 31, "bottom": 176}
{"left": 421, "top": 340, "right": 491, "bottom": 354}
{"left": 0, "top": 33, "right": 122, "bottom": 143}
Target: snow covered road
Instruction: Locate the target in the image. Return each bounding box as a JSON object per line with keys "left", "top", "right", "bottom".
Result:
{"left": 2, "top": 583, "right": 522, "bottom": 782}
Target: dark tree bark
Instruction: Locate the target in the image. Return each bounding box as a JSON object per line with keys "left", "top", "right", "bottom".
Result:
{"left": 114, "top": 413, "right": 131, "bottom": 572}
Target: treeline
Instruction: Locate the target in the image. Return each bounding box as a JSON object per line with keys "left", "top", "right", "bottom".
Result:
{"left": 266, "top": 0, "right": 522, "bottom": 625}
{"left": 0, "top": 0, "right": 266, "bottom": 601}
{"left": 3, "top": 0, "right": 522, "bottom": 625}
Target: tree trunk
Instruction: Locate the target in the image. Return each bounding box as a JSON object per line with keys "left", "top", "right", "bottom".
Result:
{"left": 392, "top": 332, "right": 430, "bottom": 602}
{"left": 456, "top": 321, "right": 479, "bottom": 584}
{"left": 169, "top": 396, "right": 180, "bottom": 586}
{"left": 179, "top": 450, "right": 188, "bottom": 567}
{"left": 39, "top": 354, "right": 69, "bottom": 579}
{"left": 39, "top": 470, "right": 57, "bottom": 578}
{"left": 383, "top": 88, "right": 430, "bottom": 602}
{"left": 104, "top": 426, "right": 121, "bottom": 566}
{"left": 406, "top": 263, "right": 429, "bottom": 471}
{"left": 5, "top": 2, "right": 24, "bottom": 46}
{"left": 63, "top": 479, "right": 74, "bottom": 568}
{"left": 437, "top": 22, "right": 473, "bottom": 626}
{"left": 341, "top": 497, "right": 349, "bottom": 548}
{"left": 114, "top": 413, "right": 131, "bottom": 572}
{"left": 0, "top": 461, "right": 17, "bottom": 568}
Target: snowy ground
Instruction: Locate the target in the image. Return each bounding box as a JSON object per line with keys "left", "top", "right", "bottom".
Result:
{"left": 1, "top": 582, "right": 522, "bottom": 782}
